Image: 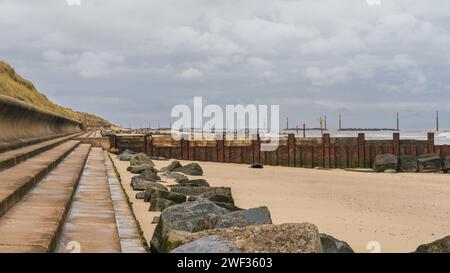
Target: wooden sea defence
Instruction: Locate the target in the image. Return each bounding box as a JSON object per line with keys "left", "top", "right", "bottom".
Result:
{"left": 111, "top": 132, "right": 450, "bottom": 169}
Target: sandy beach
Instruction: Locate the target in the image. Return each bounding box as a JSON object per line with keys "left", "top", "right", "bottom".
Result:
{"left": 110, "top": 155, "right": 450, "bottom": 253}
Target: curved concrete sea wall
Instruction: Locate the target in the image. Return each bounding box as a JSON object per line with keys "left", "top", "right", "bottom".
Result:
{"left": 0, "top": 95, "right": 82, "bottom": 151}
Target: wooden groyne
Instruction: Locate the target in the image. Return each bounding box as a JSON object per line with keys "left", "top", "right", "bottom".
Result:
{"left": 110, "top": 132, "right": 448, "bottom": 169}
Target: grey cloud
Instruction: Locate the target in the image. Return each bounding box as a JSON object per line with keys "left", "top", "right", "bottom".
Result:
{"left": 0, "top": 0, "right": 449, "bottom": 129}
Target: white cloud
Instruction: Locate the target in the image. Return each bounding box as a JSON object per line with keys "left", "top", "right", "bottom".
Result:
{"left": 180, "top": 68, "right": 204, "bottom": 80}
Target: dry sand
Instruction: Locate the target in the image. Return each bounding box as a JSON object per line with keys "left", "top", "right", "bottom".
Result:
{"left": 110, "top": 155, "right": 450, "bottom": 253}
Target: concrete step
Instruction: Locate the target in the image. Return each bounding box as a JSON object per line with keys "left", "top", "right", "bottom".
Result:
{"left": 0, "top": 133, "right": 81, "bottom": 172}
{"left": 55, "top": 148, "right": 122, "bottom": 253}
{"left": 0, "top": 140, "right": 81, "bottom": 217}
{"left": 0, "top": 144, "right": 91, "bottom": 253}
{"left": 104, "top": 151, "right": 147, "bottom": 253}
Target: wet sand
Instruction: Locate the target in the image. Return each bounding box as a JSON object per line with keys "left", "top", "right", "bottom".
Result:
{"left": 110, "top": 155, "right": 450, "bottom": 253}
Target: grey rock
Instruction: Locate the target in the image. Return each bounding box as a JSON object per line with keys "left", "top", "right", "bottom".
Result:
{"left": 131, "top": 177, "right": 167, "bottom": 191}
{"left": 170, "top": 186, "right": 232, "bottom": 197}
{"left": 399, "top": 155, "right": 418, "bottom": 173}
{"left": 150, "top": 199, "right": 229, "bottom": 253}
{"left": 213, "top": 201, "right": 243, "bottom": 212}
{"left": 161, "top": 160, "right": 183, "bottom": 173}
{"left": 127, "top": 164, "right": 158, "bottom": 174}
{"left": 373, "top": 154, "right": 398, "bottom": 172}
{"left": 184, "top": 223, "right": 323, "bottom": 253}
{"left": 130, "top": 153, "right": 155, "bottom": 167}
{"left": 179, "top": 179, "right": 210, "bottom": 187}
{"left": 384, "top": 169, "right": 397, "bottom": 173}
{"left": 228, "top": 206, "right": 272, "bottom": 225}
{"left": 144, "top": 187, "right": 186, "bottom": 203}
{"left": 165, "top": 172, "right": 189, "bottom": 183}
{"left": 417, "top": 153, "right": 442, "bottom": 173}
{"left": 150, "top": 190, "right": 187, "bottom": 204}
{"left": 188, "top": 191, "right": 234, "bottom": 204}
{"left": 135, "top": 191, "right": 145, "bottom": 199}
{"left": 187, "top": 197, "right": 243, "bottom": 212}
{"left": 140, "top": 168, "right": 161, "bottom": 182}
{"left": 414, "top": 236, "right": 450, "bottom": 253}
{"left": 173, "top": 163, "right": 204, "bottom": 176}
{"left": 171, "top": 236, "right": 241, "bottom": 253}
{"left": 118, "top": 149, "right": 137, "bottom": 161}
{"left": 250, "top": 163, "right": 264, "bottom": 169}
{"left": 149, "top": 198, "right": 176, "bottom": 212}
{"left": 199, "top": 213, "right": 252, "bottom": 229}
{"left": 320, "top": 234, "right": 354, "bottom": 253}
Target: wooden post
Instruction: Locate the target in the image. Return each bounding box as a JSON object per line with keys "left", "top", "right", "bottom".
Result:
{"left": 323, "top": 133, "right": 330, "bottom": 168}
{"left": 303, "top": 123, "right": 306, "bottom": 138}
{"left": 428, "top": 132, "right": 435, "bottom": 153}
{"left": 182, "top": 139, "right": 189, "bottom": 160}
{"left": 143, "top": 135, "right": 148, "bottom": 155}
{"left": 288, "top": 134, "right": 295, "bottom": 167}
{"left": 436, "top": 111, "right": 439, "bottom": 132}
{"left": 393, "top": 132, "right": 400, "bottom": 157}
{"left": 217, "top": 137, "right": 225, "bottom": 163}
{"left": 253, "top": 136, "right": 261, "bottom": 163}
{"left": 358, "top": 133, "right": 365, "bottom": 168}
{"left": 148, "top": 136, "right": 153, "bottom": 157}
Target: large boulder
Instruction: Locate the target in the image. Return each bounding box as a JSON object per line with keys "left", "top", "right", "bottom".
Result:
{"left": 165, "top": 173, "right": 189, "bottom": 183}
{"left": 127, "top": 164, "right": 158, "bottom": 174}
{"left": 414, "top": 236, "right": 450, "bottom": 253}
{"left": 170, "top": 186, "right": 232, "bottom": 197}
{"left": 373, "top": 154, "right": 398, "bottom": 172}
{"left": 171, "top": 236, "right": 241, "bottom": 253}
{"left": 184, "top": 223, "right": 322, "bottom": 253}
{"left": 212, "top": 201, "right": 243, "bottom": 212}
{"left": 320, "top": 234, "right": 354, "bottom": 253}
{"left": 140, "top": 169, "right": 161, "bottom": 182}
{"left": 188, "top": 191, "right": 234, "bottom": 204}
{"left": 199, "top": 213, "right": 251, "bottom": 229}
{"left": 398, "top": 155, "right": 418, "bottom": 173}
{"left": 197, "top": 207, "right": 267, "bottom": 229}
{"left": 152, "top": 190, "right": 186, "bottom": 204}
{"left": 150, "top": 199, "right": 229, "bottom": 253}
{"left": 130, "top": 153, "right": 155, "bottom": 167}
{"left": 417, "top": 153, "right": 442, "bottom": 173}
{"left": 161, "top": 160, "right": 183, "bottom": 173}
{"left": 149, "top": 198, "right": 176, "bottom": 212}
{"left": 174, "top": 163, "right": 204, "bottom": 176}
{"left": 228, "top": 206, "right": 272, "bottom": 225}
{"left": 131, "top": 177, "right": 167, "bottom": 191}
{"left": 118, "top": 149, "right": 137, "bottom": 161}
{"left": 144, "top": 187, "right": 186, "bottom": 204}
{"left": 179, "top": 179, "right": 210, "bottom": 187}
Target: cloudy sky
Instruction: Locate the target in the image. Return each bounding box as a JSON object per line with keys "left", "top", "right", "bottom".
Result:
{"left": 1, "top": 0, "right": 450, "bottom": 129}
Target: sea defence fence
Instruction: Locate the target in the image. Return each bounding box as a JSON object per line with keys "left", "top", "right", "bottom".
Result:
{"left": 0, "top": 95, "right": 82, "bottom": 152}
{"left": 110, "top": 132, "right": 449, "bottom": 169}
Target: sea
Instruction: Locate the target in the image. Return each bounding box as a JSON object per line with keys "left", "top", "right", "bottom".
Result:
{"left": 283, "top": 129, "right": 450, "bottom": 145}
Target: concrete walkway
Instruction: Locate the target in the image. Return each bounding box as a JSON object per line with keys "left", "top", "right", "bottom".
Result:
{"left": 55, "top": 148, "right": 146, "bottom": 253}
{"left": 56, "top": 148, "right": 121, "bottom": 253}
